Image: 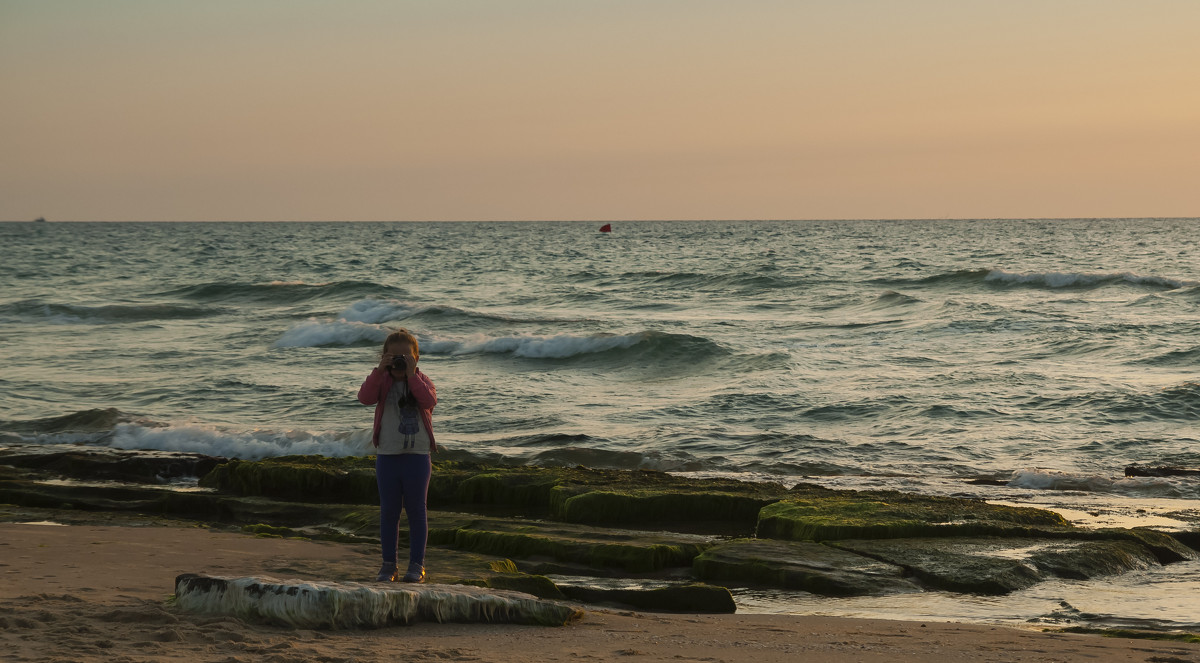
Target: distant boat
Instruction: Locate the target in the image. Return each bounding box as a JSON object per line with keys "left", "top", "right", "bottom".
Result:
{"left": 34, "top": 217, "right": 46, "bottom": 223}
{"left": 599, "top": 223, "right": 611, "bottom": 233}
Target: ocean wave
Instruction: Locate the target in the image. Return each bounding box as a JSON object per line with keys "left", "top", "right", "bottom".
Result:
{"left": 984, "top": 269, "right": 1190, "bottom": 290}
{"left": 338, "top": 298, "right": 583, "bottom": 326}
{"left": 273, "top": 319, "right": 390, "bottom": 347}
{"left": 870, "top": 268, "right": 992, "bottom": 288}
{"left": 1008, "top": 469, "right": 1199, "bottom": 498}
{"left": 1, "top": 408, "right": 130, "bottom": 434}
{"left": 1023, "top": 382, "right": 1200, "bottom": 424}
{"left": 874, "top": 290, "right": 923, "bottom": 307}
{"left": 423, "top": 330, "right": 725, "bottom": 362}
{"left": 1104, "top": 382, "right": 1200, "bottom": 422}
{"left": 1129, "top": 347, "right": 1200, "bottom": 367}
{"left": 271, "top": 320, "right": 724, "bottom": 363}
{"left": 871, "top": 268, "right": 1192, "bottom": 291}
{"left": 602, "top": 270, "right": 805, "bottom": 292}
{"left": 159, "top": 280, "right": 403, "bottom": 304}
{"left": 0, "top": 299, "right": 225, "bottom": 324}
{"left": 102, "top": 423, "right": 368, "bottom": 460}
{"left": 336, "top": 298, "right": 419, "bottom": 324}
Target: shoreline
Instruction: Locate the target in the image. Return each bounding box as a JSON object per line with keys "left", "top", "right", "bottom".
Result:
{"left": 4, "top": 521, "right": 1200, "bottom": 662}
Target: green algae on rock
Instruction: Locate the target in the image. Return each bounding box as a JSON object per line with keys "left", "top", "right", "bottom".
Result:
{"left": 200, "top": 457, "right": 786, "bottom": 533}
{"left": 198, "top": 455, "right": 377, "bottom": 503}
{"left": 756, "top": 490, "right": 1071, "bottom": 542}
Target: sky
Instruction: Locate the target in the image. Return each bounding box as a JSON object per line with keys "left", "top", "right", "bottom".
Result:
{"left": 2, "top": 1, "right": 1199, "bottom": 222}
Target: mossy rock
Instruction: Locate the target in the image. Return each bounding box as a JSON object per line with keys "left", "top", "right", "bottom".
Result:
{"left": 556, "top": 489, "right": 777, "bottom": 530}
{"left": 756, "top": 490, "right": 1070, "bottom": 542}
{"left": 198, "top": 455, "right": 377, "bottom": 503}
{"left": 197, "top": 458, "right": 786, "bottom": 534}
{"left": 693, "top": 538, "right": 921, "bottom": 596}
{"left": 437, "top": 464, "right": 787, "bottom": 532}
{"left": 429, "top": 518, "right": 714, "bottom": 573}
{"left": 557, "top": 583, "right": 735, "bottom": 613}
{"left": 444, "top": 469, "right": 567, "bottom": 514}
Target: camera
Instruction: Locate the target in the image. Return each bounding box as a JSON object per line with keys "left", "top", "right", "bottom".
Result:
{"left": 390, "top": 355, "right": 407, "bottom": 371}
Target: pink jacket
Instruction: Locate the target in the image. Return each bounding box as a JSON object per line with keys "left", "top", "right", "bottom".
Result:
{"left": 357, "top": 367, "right": 438, "bottom": 452}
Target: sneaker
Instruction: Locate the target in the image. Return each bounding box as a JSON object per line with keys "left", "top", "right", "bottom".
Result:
{"left": 375, "top": 562, "right": 398, "bottom": 582}
{"left": 402, "top": 562, "right": 425, "bottom": 583}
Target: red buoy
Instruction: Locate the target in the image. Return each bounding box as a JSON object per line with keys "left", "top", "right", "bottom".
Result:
{"left": 599, "top": 223, "right": 612, "bottom": 233}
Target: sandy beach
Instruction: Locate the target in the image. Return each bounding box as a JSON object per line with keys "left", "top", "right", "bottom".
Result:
{"left": 2, "top": 522, "right": 1197, "bottom": 663}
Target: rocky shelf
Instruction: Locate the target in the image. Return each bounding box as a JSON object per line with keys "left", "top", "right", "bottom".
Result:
{"left": 2, "top": 449, "right": 1197, "bottom": 613}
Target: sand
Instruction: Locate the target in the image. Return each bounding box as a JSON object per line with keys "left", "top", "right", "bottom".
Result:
{"left": 2, "top": 522, "right": 1198, "bottom": 663}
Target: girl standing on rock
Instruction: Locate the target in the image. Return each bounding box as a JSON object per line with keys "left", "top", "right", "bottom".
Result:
{"left": 358, "top": 328, "right": 438, "bottom": 583}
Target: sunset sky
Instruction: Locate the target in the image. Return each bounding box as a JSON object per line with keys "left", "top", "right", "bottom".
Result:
{"left": 3, "top": 1, "right": 1198, "bottom": 222}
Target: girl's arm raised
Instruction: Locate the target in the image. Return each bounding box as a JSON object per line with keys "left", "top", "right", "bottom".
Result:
{"left": 407, "top": 370, "right": 437, "bottom": 411}
{"left": 357, "top": 368, "right": 388, "bottom": 405}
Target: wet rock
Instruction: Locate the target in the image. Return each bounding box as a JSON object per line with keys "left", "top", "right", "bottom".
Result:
{"left": 692, "top": 538, "right": 921, "bottom": 596}
{"left": 831, "top": 538, "right": 1045, "bottom": 595}
{"left": 1026, "top": 539, "right": 1158, "bottom": 579}
{"left": 1125, "top": 465, "right": 1200, "bottom": 477}
{"left": 557, "top": 583, "right": 735, "bottom": 613}
{"left": 173, "top": 573, "right": 583, "bottom": 628}
{"left": 1087, "top": 528, "right": 1198, "bottom": 564}
{"left": 831, "top": 536, "right": 1167, "bottom": 595}
{"left": 0, "top": 447, "right": 221, "bottom": 484}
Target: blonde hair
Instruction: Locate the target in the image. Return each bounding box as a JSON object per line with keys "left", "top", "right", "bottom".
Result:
{"left": 381, "top": 328, "right": 419, "bottom": 359}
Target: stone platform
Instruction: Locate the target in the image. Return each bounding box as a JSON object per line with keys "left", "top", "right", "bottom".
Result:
{"left": 174, "top": 573, "right": 584, "bottom": 629}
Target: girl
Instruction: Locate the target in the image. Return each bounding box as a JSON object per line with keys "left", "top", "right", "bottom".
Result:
{"left": 357, "top": 328, "right": 438, "bottom": 583}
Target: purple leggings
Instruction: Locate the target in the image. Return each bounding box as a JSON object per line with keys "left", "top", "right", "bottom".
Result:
{"left": 375, "top": 453, "right": 431, "bottom": 566}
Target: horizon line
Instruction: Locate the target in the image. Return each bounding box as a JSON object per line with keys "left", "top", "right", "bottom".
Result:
{"left": 4, "top": 216, "right": 1198, "bottom": 224}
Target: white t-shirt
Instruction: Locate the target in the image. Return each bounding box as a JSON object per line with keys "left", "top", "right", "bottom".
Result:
{"left": 377, "top": 380, "right": 431, "bottom": 455}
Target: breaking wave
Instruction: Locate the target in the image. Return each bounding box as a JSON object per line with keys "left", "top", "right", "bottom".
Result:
{"left": 423, "top": 330, "right": 725, "bottom": 363}
{"left": 871, "top": 268, "right": 1191, "bottom": 291}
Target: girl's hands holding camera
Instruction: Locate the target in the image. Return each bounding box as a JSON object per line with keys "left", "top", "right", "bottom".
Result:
{"left": 380, "top": 351, "right": 417, "bottom": 377}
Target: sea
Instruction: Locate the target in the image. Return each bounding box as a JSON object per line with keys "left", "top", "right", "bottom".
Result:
{"left": 2, "top": 218, "right": 1198, "bottom": 631}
